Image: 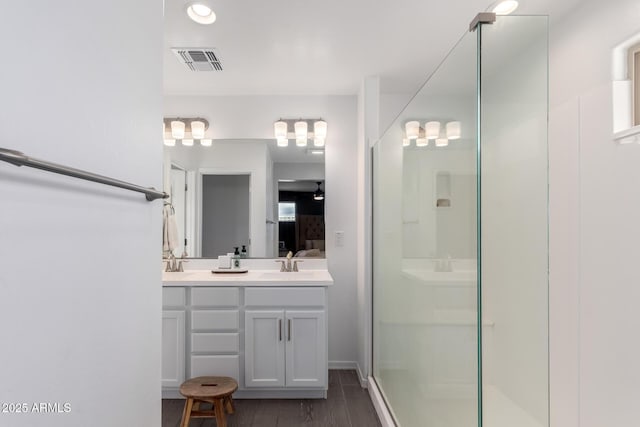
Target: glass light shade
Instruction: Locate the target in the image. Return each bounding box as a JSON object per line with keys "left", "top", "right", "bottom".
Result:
{"left": 277, "top": 137, "right": 289, "bottom": 147}
{"left": 446, "top": 121, "right": 461, "bottom": 140}
{"left": 402, "top": 138, "right": 410, "bottom": 147}
{"left": 164, "top": 139, "right": 176, "bottom": 147}
{"left": 274, "top": 121, "right": 288, "bottom": 139}
{"left": 295, "top": 121, "right": 308, "bottom": 139}
{"left": 171, "top": 121, "right": 185, "bottom": 139}
{"left": 186, "top": 1, "right": 217, "bottom": 24}
{"left": 435, "top": 138, "right": 449, "bottom": 147}
{"left": 314, "top": 137, "right": 325, "bottom": 147}
{"left": 492, "top": 0, "right": 518, "bottom": 15}
{"left": 296, "top": 137, "right": 307, "bottom": 147}
{"left": 200, "top": 139, "right": 212, "bottom": 147}
{"left": 416, "top": 138, "right": 428, "bottom": 147}
{"left": 181, "top": 139, "right": 194, "bottom": 147}
{"left": 425, "top": 121, "right": 441, "bottom": 139}
{"left": 190, "top": 120, "right": 206, "bottom": 139}
{"left": 314, "top": 120, "right": 327, "bottom": 139}
{"left": 405, "top": 121, "right": 420, "bottom": 139}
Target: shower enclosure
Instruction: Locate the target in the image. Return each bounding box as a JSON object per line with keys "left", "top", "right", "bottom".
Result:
{"left": 372, "top": 15, "right": 548, "bottom": 427}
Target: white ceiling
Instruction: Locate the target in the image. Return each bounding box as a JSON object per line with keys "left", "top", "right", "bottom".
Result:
{"left": 163, "top": 0, "right": 583, "bottom": 97}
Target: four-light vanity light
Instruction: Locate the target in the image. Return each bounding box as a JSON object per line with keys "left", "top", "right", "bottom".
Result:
{"left": 274, "top": 119, "right": 328, "bottom": 148}
{"left": 163, "top": 118, "right": 212, "bottom": 147}
{"left": 403, "top": 120, "right": 461, "bottom": 148}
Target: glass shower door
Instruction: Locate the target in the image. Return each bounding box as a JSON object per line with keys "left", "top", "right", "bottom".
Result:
{"left": 372, "top": 14, "right": 549, "bottom": 427}
{"left": 372, "top": 30, "right": 479, "bottom": 427}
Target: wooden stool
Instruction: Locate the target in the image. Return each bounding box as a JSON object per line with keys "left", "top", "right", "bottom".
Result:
{"left": 179, "top": 376, "right": 238, "bottom": 427}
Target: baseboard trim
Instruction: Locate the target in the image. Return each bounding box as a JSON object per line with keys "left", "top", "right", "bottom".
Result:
{"left": 328, "top": 360, "right": 358, "bottom": 370}
{"left": 368, "top": 376, "right": 396, "bottom": 427}
{"left": 355, "top": 362, "right": 368, "bottom": 388}
{"left": 329, "top": 361, "right": 369, "bottom": 388}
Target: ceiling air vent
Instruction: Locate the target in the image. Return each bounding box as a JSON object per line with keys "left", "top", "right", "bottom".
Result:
{"left": 171, "top": 48, "right": 223, "bottom": 72}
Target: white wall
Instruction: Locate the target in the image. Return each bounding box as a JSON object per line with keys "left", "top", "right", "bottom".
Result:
{"left": 165, "top": 95, "right": 359, "bottom": 365}
{"left": 549, "top": 1, "right": 640, "bottom": 426}
{"left": 0, "top": 2, "right": 162, "bottom": 426}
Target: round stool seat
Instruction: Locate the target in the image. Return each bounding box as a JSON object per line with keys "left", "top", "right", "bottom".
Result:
{"left": 180, "top": 376, "right": 238, "bottom": 399}
{"left": 178, "top": 376, "right": 238, "bottom": 427}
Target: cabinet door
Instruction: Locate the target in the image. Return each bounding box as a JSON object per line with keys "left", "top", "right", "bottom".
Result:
{"left": 162, "top": 310, "right": 185, "bottom": 388}
{"left": 285, "top": 310, "right": 326, "bottom": 388}
{"left": 245, "top": 310, "right": 285, "bottom": 387}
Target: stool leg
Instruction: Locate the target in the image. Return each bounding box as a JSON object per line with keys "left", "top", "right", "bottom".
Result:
{"left": 214, "top": 398, "right": 227, "bottom": 427}
{"left": 224, "top": 396, "right": 235, "bottom": 414}
{"left": 180, "top": 398, "right": 194, "bottom": 427}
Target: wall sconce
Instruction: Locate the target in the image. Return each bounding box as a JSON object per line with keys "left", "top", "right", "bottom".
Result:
{"left": 273, "top": 119, "right": 328, "bottom": 148}
{"left": 402, "top": 120, "right": 461, "bottom": 148}
{"left": 163, "top": 117, "right": 212, "bottom": 147}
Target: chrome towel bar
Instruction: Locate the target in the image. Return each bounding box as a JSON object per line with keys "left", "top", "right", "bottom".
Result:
{"left": 0, "top": 147, "right": 168, "bottom": 201}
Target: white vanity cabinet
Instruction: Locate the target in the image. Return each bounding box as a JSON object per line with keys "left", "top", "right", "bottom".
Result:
{"left": 162, "top": 288, "right": 186, "bottom": 388}
{"left": 161, "top": 275, "right": 331, "bottom": 399}
{"left": 244, "top": 287, "right": 327, "bottom": 390}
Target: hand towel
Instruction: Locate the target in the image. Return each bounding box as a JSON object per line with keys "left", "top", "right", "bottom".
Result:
{"left": 163, "top": 205, "right": 179, "bottom": 254}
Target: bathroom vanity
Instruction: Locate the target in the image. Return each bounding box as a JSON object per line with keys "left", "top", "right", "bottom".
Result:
{"left": 161, "top": 267, "right": 333, "bottom": 399}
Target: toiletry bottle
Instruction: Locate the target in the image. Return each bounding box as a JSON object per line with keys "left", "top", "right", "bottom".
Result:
{"left": 233, "top": 247, "right": 241, "bottom": 269}
{"left": 241, "top": 245, "right": 247, "bottom": 258}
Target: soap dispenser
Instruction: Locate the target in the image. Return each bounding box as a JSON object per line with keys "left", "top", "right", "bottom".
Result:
{"left": 232, "top": 247, "right": 241, "bottom": 269}
{"left": 241, "top": 245, "right": 248, "bottom": 258}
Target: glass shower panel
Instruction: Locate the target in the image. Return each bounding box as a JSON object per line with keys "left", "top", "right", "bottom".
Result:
{"left": 373, "top": 31, "right": 479, "bottom": 427}
{"left": 479, "top": 16, "right": 549, "bottom": 427}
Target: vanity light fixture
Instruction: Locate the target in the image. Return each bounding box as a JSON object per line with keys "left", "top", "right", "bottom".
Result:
{"left": 295, "top": 120, "right": 308, "bottom": 147}
{"left": 402, "top": 120, "right": 461, "bottom": 147}
{"left": 163, "top": 117, "right": 212, "bottom": 147}
{"left": 171, "top": 121, "right": 185, "bottom": 139}
{"left": 446, "top": 121, "right": 461, "bottom": 139}
{"left": 185, "top": 0, "right": 217, "bottom": 24}
{"left": 405, "top": 121, "right": 420, "bottom": 140}
{"left": 492, "top": 0, "right": 519, "bottom": 15}
{"left": 425, "top": 121, "right": 441, "bottom": 140}
{"left": 273, "top": 118, "right": 328, "bottom": 148}
{"left": 190, "top": 120, "right": 206, "bottom": 139}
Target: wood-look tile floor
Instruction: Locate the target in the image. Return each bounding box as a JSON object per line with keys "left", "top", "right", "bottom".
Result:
{"left": 162, "top": 370, "right": 382, "bottom": 427}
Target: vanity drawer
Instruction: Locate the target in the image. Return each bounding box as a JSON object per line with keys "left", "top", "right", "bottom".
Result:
{"left": 192, "top": 333, "right": 239, "bottom": 353}
{"left": 192, "top": 310, "right": 239, "bottom": 330}
{"left": 191, "top": 355, "right": 239, "bottom": 380}
{"left": 191, "top": 287, "right": 239, "bottom": 307}
{"left": 245, "top": 287, "right": 325, "bottom": 307}
{"left": 162, "top": 287, "right": 186, "bottom": 307}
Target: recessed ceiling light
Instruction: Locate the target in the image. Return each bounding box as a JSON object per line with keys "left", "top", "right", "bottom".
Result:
{"left": 185, "top": 1, "right": 217, "bottom": 25}
{"left": 492, "top": 0, "right": 519, "bottom": 15}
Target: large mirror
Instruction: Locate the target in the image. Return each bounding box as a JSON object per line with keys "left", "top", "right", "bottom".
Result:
{"left": 162, "top": 139, "right": 325, "bottom": 258}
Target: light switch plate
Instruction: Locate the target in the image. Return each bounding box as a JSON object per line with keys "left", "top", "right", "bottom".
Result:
{"left": 335, "top": 231, "right": 345, "bottom": 247}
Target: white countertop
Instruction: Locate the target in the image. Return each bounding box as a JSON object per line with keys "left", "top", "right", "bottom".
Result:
{"left": 162, "top": 269, "right": 333, "bottom": 286}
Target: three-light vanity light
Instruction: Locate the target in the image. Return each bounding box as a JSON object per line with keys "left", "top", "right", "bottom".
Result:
{"left": 274, "top": 119, "right": 328, "bottom": 148}
{"left": 403, "top": 120, "right": 461, "bottom": 148}
{"left": 163, "top": 118, "right": 212, "bottom": 147}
